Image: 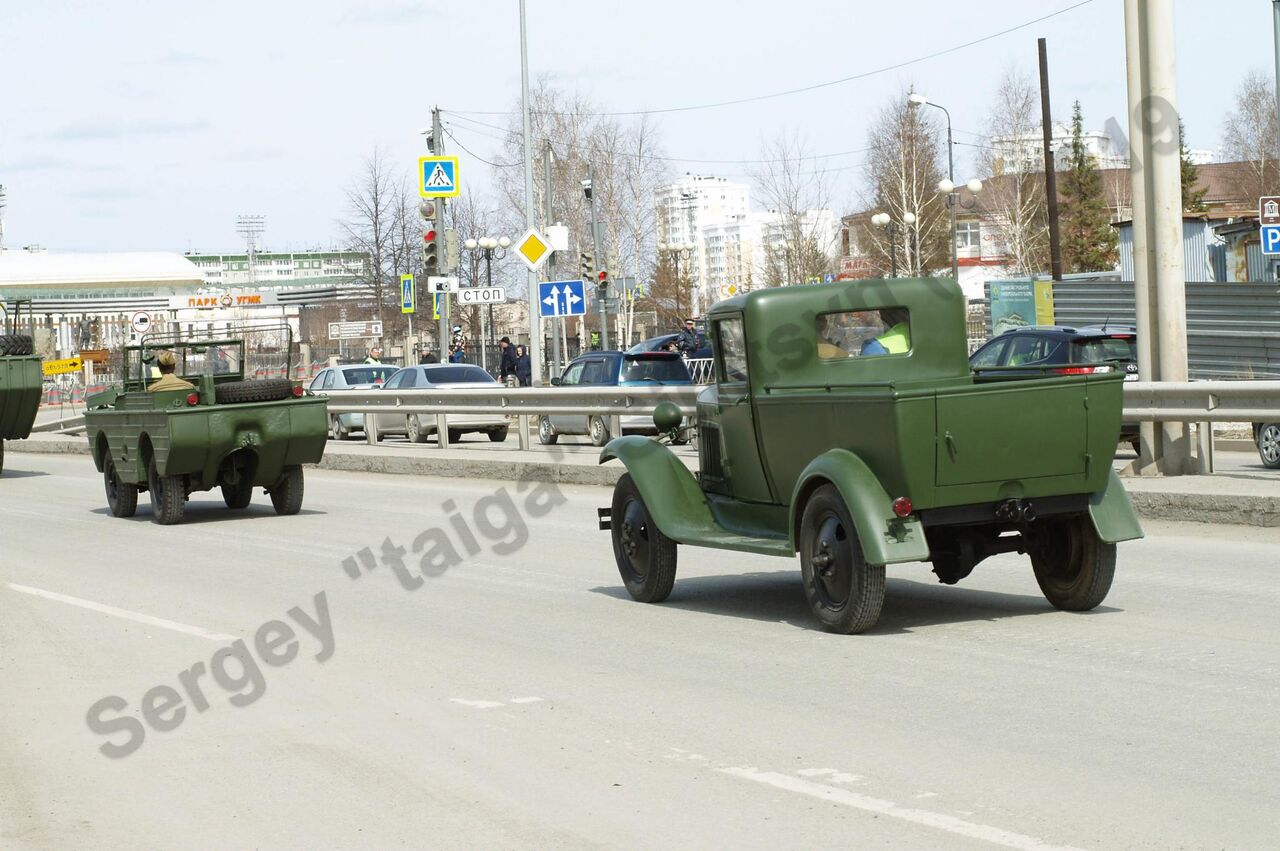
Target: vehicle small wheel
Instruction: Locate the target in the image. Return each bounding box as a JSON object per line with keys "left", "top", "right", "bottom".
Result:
{"left": 330, "top": 416, "right": 350, "bottom": 441}
{"left": 147, "top": 455, "right": 186, "bottom": 526}
{"left": 611, "top": 473, "right": 677, "bottom": 602}
{"left": 103, "top": 455, "right": 139, "bottom": 518}
{"left": 270, "top": 465, "right": 304, "bottom": 515}
{"left": 447, "top": 428, "right": 463, "bottom": 444}
{"left": 488, "top": 427, "right": 509, "bottom": 443}
{"left": 538, "top": 417, "right": 558, "bottom": 445}
{"left": 406, "top": 414, "right": 430, "bottom": 444}
{"left": 1029, "top": 515, "right": 1116, "bottom": 611}
{"left": 221, "top": 478, "right": 254, "bottom": 510}
{"left": 590, "top": 416, "right": 610, "bottom": 447}
{"left": 799, "top": 485, "right": 885, "bottom": 634}
{"left": 1257, "top": 422, "right": 1280, "bottom": 469}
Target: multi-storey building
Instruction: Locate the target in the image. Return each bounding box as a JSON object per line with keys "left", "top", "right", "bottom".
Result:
{"left": 183, "top": 250, "right": 367, "bottom": 286}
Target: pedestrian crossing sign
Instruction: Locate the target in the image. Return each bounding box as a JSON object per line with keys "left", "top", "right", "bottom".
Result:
{"left": 419, "top": 156, "right": 460, "bottom": 198}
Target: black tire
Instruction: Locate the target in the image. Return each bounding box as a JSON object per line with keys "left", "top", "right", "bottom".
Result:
{"left": 147, "top": 455, "right": 186, "bottom": 526}
{"left": 214, "top": 379, "right": 294, "bottom": 405}
{"left": 488, "top": 427, "right": 509, "bottom": 443}
{"left": 104, "top": 455, "right": 139, "bottom": 518}
{"left": 0, "top": 441, "right": 5, "bottom": 476}
{"left": 447, "top": 428, "right": 463, "bottom": 444}
{"left": 589, "top": 416, "right": 610, "bottom": 447}
{"left": 221, "top": 478, "right": 254, "bottom": 510}
{"left": 798, "top": 485, "right": 886, "bottom": 634}
{"left": 406, "top": 415, "right": 430, "bottom": 444}
{"left": 1029, "top": 515, "right": 1116, "bottom": 611}
{"left": 610, "top": 473, "right": 677, "bottom": 603}
{"left": 0, "top": 334, "right": 33, "bottom": 356}
{"left": 1257, "top": 422, "right": 1280, "bottom": 469}
{"left": 269, "top": 465, "right": 304, "bottom": 515}
{"left": 330, "top": 416, "right": 350, "bottom": 441}
{"left": 538, "top": 417, "right": 558, "bottom": 445}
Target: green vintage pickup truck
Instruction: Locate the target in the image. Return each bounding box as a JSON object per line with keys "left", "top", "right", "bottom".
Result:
{"left": 598, "top": 277, "right": 1143, "bottom": 634}
{"left": 84, "top": 326, "right": 328, "bottom": 525}
{"left": 0, "top": 304, "right": 42, "bottom": 475}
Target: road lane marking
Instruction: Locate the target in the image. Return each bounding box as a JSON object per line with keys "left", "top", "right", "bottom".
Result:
{"left": 5, "top": 584, "right": 236, "bottom": 642}
{"left": 719, "top": 766, "right": 1084, "bottom": 851}
{"left": 509, "top": 696, "right": 545, "bottom": 704}
{"left": 449, "top": 699, "right": 504, "bottom": 709}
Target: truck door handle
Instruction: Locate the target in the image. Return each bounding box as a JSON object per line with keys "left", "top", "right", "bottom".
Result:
{"left": 944, "top": 431, "right": 957, "bottom": 459}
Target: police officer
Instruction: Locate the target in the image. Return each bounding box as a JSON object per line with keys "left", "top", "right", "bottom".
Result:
{"left": 364, "top": 346, "right": 383, "bottom": 364}
{"left": 147, "top": 351, "right": 195, "bottom": 392}
{"left": 860, "top": 308, "right": 911, "bottom": 356}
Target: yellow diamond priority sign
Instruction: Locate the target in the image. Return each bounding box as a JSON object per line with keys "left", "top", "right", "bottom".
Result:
{"left": 514, "top": 228, "right": 551, "bottom": 271}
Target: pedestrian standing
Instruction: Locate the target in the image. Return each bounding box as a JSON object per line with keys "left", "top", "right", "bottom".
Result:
{"left": 499, "top": 336, "right": 517, "bottom": 382}
{"left": 515, "top": 344, "right": 532, "bottom": 386}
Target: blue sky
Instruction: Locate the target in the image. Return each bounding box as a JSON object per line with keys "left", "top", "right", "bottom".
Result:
{"left": 0, "top": 0, "right": 1271, "bottom": 253}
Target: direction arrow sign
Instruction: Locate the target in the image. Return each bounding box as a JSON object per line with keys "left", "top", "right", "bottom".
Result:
{"left": 418, "top": 156, "right": 460, "bottom": 198}
{"left": 400, "top": 273, "right": 416, "bottom": 314}
{"left": 43, "top": 357, "right": 83, "bottom": 376}
{"left": 515, "top": 229, "right": 551, "bottom": 271}
{"left": 538, "top": 280, "right": 586, "bottom": 318}
{"left": 457, "top": 286, "right": 507, "bottom": 305}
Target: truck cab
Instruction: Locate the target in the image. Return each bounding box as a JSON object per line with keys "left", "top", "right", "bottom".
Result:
{"left": 598, "top": 278, "right": 1142, "bottom": 634}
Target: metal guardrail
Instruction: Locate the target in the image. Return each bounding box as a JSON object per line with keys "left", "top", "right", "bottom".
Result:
{"left": 1123, "top": 381, "right": 1280, "bottom": 422}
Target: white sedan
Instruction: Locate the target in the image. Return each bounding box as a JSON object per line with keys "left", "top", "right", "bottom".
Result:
{"left": 371, "top": 364, "right": 509, "bottom": 443}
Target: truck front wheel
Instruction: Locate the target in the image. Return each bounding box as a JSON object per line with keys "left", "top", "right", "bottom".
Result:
{"left": 104, "top": 456, "right": 139, "bottom": 518}
{"left": 611, "top": 473, "right": 677, "bottom": 602}
{"left": 1029, "top": 515, "right": 1115, "bottom": 611}
{"left": 799, "top": 485, "right": 885, "bottom": 634}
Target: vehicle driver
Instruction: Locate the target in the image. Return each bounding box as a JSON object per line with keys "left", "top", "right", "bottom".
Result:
{"left": 147, "top": 351, "right": 195, "bottom": 392}
{"left": 816, "top": 314, "right": 849, "bottom": 359}
{"left": 860, "top": 307, "right": 911, "bottom": 356}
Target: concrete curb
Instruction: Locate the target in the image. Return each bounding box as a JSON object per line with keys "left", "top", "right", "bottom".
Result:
{"left": 7, "top": 435, "right": 1277, "bottom": 527}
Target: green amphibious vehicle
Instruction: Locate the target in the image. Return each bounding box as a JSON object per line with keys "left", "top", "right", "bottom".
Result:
{"left": 0, "top": 304, "right": 42, "bottom": 475}
{"left": 84, "top": 325, "right": 328, "bottom": 525}
{"left": 598, "top": 278, "right": 1143, "bottom": 634}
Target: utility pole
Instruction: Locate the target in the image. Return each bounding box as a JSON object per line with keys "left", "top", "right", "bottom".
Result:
{"left": 1273, "top": 1, "right": 1280, "bottom": 149}
{"left": 587, "top": 164, "right": 607, "bottom": 350}
{"left": 543, "top": 141, "right": 561, "bottom": 375}
{"left": 519, "top": 0, "right": 542, "bottom": 384}
{"left": 431, "top": 106, "right": 448, "bottom": 356}
{"left": 1038, "top": 38, "right": 1063, "bottom": 281}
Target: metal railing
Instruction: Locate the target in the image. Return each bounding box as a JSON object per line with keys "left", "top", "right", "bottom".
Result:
{"left": 684, "top": 357, "right": 713, "bottom": 384}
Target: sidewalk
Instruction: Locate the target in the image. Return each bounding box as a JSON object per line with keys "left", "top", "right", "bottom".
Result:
{"left": 7, "top": 433, "right": 1279, "bottom": 527}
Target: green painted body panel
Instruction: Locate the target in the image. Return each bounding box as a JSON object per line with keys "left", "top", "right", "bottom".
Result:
{"left": 0, "top": 356, "right": 42, "bottom": 440}
{"left": 1088, "top": 469, "right": 1145, "bottom": 543}
{"left": 602, "top": 278, "right": 1143, "bottom": 562}
{"left": 85, "top": 394, "right": 328, "bottom": 492}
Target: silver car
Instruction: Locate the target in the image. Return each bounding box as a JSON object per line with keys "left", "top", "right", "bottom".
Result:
{"left": 309, "top": 364, "right": 398, "bottom": 440}
{"left": 372, "top": 364, "right": 509, "bottom": 443}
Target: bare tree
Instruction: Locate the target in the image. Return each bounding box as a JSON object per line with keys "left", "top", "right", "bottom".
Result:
{"left": 861, "top": 86, "right": 948, "bottom": 277}
{"left": 751, "top": 131, "right": 839, "bottom": 287}
{"left": 978, "top": 67, "right": 1049, "bottom": 277}
{"left": 1222, "top": 68, "right": 1280, "bottom": 199}
{"left": 337, "top": 149, "right": 402, "bottom": 325}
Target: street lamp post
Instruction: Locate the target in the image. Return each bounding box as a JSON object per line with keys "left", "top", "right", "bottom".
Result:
{"left": 658, "top": 242, "right": 695, "bottom": 322}
{"left": 907, "top": 93, "right": 960, "bottom": 281}
{"left": 463, "top": 235, "right": 511, "bottom": 371}
{"left": 936, "top": 177, "right": 983, "bottom": 285}
{"left": 870, "top": 211, "right": 917, "bottom": 277}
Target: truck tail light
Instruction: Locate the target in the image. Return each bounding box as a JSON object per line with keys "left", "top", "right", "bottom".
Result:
{"left": 292, "top": 385, "right": 305, "bottom": 398}
{"left": 892, "top": 497, "right": 913, "bottom": 518}
{"left": 186, "top": 393, "right": 200, "bottom": 406}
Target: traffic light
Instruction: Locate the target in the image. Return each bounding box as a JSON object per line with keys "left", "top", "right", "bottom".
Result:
{"left": 597, "top": 269, "right": 610, "bottom": 296}
{"left": 423, "top": 227, "right": 439, "bottom": 275}
{"left": 579, "top": 251, "right": 594, "bottom": 281}
{"left": 444, "top": 229, "right": 460, "bottom": 274}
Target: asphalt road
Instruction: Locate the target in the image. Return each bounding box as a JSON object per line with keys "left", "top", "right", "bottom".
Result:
{"left": 1, "top": 455, "right": 1277, "bottom": 849}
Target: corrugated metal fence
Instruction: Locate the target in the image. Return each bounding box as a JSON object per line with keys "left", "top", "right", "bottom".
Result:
{"left": 980, "top": 279, "right": 1280, "bottom": 380}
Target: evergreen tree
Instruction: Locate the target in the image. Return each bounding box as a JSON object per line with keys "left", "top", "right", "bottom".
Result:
{"left": 1179, "top": 118, "right": 1207, "bottom": 212}
{"left": 1058, "top": 101, "right": 1118, "bottom": 273}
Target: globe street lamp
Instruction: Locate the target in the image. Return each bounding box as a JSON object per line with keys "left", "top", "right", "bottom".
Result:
{"left": 463, "top": 235, "right": 511, "bottom": 370}
{"left": 907, "top": 92, "right": 961, "bottom": 281}
{"left": 936, "top": 178, "right": 983, "bottom": 283}
{"left": 658, "top": 242, "right": 695, "bottom": 321}
{"left": 870, "top": 211, "right": 916, "bottom": 277}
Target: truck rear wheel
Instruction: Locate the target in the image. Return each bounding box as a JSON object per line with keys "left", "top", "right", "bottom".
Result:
{"left": 799, "top": 485, "right": 885, "bottom": 634}
{"left": 104, "top": 456, "right": 138, "bottom": 518}
{"left": 147, "top": 456, "right": 186, "bottom": 525}
{"left": 1030, "top": 515, "right": 1115, "bottom": 611}
{"left": 221, "top": 478, "right": 254, "bottom": 510}
{"left": 611, "top": 473, "right": 677, "bottom": 602}
{"left": 270, "top": 465, "right": 304, "bottom": 515}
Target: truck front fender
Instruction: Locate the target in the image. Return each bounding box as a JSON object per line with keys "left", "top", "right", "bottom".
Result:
{"left": 599, "top": 436, "right": 716, "bottom": 544}
{"left": 1088, "top": 469, "right": 1144, "bottom": 543}
{"left": 789, "top": 449, "right": 930, "bottom": 565}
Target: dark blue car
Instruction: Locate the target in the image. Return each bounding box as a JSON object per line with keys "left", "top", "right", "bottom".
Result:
{"left": 542, "top": 351, "right": 692, "bottom": 446}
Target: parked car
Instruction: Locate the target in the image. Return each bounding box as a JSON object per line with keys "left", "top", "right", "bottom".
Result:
{"left": 1254, "top": 422, "right": 1280, "bottom": 469}
{"left": 371, "top": 364, "right": 509, "bottom": 443}
{"left": 969, "top": 324, "right": 1140, "bottom": 449}
{"left": 542, "top": 351, "right": 693, "bottom": 446}
{"left": 308, "top": 363, "right": 398, "bottom": 439}
{"left": 628, "top": 333, "right": 713, "bottom": 359}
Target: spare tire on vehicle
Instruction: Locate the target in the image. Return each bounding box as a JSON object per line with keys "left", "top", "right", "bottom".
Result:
{"left": 0, "top": 334, "right": 34, "bottom": 356}
{"left": 214, "top": 378, "right": 295, "bottom": 405}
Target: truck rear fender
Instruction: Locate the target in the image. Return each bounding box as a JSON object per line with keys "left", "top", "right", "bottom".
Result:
{"left": 599, "top": 436, "right": 716, "bottom": 542}
{"left": 788, "top": 449, "right": 930, "bottom": 565}
{"left": 1088, "top": 469, "right": 1144, "bottom": 543}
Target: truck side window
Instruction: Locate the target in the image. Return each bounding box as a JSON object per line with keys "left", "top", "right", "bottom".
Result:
{"left": 816, "top": 308, "right": 911, "bottom": 359}
{"left": 716, "top": 318, "right": 748, "bottom": 383}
